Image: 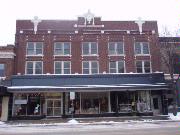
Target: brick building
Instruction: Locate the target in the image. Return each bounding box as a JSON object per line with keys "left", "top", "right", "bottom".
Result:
{"left": 0, "top": 11, "right": 171, "bottom": 120}
{"left": 0, "top": 45, "right": 15, "bottom": 121}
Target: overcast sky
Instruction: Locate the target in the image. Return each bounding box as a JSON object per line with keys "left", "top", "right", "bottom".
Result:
{"left": 0, "top": 0, "right": 179, "bottom": 45}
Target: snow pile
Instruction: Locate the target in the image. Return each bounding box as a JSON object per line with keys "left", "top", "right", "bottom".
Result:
{"left": 0, "top": 121, "right": 5, "bottom": 125}
{"left": 67, "top": 119, "right": 79, "bottom": 124}
{"left": 168, "top": 112, "right": 180, "bottom": 120}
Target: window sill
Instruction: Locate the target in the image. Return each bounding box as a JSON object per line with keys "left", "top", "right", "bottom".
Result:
{"left": 54, "top": 55, "right": 72, "bottom": 57}
{"left": 82, "top": 55, "right": 99, "bottom": 57}
{"left": 135, "top": 54, "right": 150, "bottom": 56}
{"left": 26, "top": 55, "right": 44, "bottom": 57}
{"left": 108, "top": 55, "right": 125, "bottom": 56}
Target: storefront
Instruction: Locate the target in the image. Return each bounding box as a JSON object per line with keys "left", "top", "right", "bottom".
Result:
{"left": 12, "top": 93, "right": 63, "bottom": 117}
{"left": 8, "top": 73, "right": 170, "bottom": 119}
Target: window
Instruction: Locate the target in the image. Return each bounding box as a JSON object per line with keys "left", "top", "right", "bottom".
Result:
{"left": 54, "top": 42, "right": 71, "bottom": 55}
{"left": 108, "top": 42, "right": 124, "bottom": 55}
{"left": 134, "top": 42, "right": 149, "bottom": 55}
{"left": 82, "top": 42, "right": 98, "bottom": 55}
{"left": 82, "top": 61, "right": 98, "bottom": 74}
{"left": 26, "top": 61, "right": 43, "bottom": 74}
{"left": 27, "top": 42, "right": 43, "bottom": 56}
{"left": 54, "top": 61, "right": 71, "bottom": 74}
{"left": 136, "top": 61, "right": 151, "bottom": 73}
{"left": 109, "top": 61, "right": 125, "bottom": 73}
{"left": 0, "top": 64, "right": 5, "bottom": 77}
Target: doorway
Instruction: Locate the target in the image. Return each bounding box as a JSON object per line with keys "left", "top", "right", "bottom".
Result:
{"left": 46, "top": 99, "right": 62, "bottom": 117}
{"left": 152, "top": 95, "right": 162, "bottom": 115}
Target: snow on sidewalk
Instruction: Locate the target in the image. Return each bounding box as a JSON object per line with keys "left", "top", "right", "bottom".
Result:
{"left": 168, "top": 112, "right": 180, "bottom": 120}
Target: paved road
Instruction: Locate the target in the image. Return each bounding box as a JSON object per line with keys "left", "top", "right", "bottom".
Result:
{"left": 0, "top": 121, "right": 179, "bottom": 135}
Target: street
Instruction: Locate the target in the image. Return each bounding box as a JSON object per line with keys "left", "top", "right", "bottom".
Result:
{"left": 0, "top": 121, "right": 179, "bottom": 135}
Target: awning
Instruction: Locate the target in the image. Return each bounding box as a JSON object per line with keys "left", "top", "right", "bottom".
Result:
{"left": 8, "top": 83, "right": 169, "bottom": 93}
{"left": 0, "top": 86, "right": 10, "bottom": 96}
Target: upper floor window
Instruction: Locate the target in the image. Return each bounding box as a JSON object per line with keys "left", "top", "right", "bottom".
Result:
{"left": 134, "top": 42, "right": 149, "bottom": 55}
{"left": 82, "top": 61, "right": 98, "bottom": 74}
{"left": 136, "top": 61, "right": 151, "bottom": 73}
{"left": 54, "top": 42, "right": 71, "bottom": 56}
{"left": 82, "top": 42, "right": 98, "bottom": 55}
{"left": 108, "top": 42, "right": 124, "bottom": 55}
{"left": 27, "top": 42, "right": 43, "bottom": 56}
{"left": 109, "top": 61, "right": 125, "bottom": 73}
{"left": 54, "top": 61, "right": 71, "bottom": 74}
{"left": 26, "top": 61, "right": 43, "bottom": 74}
{"left": 0, "top": 64, "right": 5, "bottom": 77}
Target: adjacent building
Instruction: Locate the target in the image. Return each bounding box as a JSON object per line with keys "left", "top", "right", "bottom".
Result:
{"left": 159, "top": 37, "right": 180, "bottom": 108}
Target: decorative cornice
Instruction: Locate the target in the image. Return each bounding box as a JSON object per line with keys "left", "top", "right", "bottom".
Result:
{"left": 0, "top": 52, "right": 15, "bottom": 58}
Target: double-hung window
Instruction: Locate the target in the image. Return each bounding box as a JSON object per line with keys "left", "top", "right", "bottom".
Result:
{"left": 54, "top": 61, "right": 71, "bottom": 74}
{"left": 26, "top": 42, "right": 43, "bottom": 56}
{"left": 136, "top": 61, "right": 151, "bottom": 73}
{"left": 82, "top": 61, "right": 98, "bottom": 74}
{"left": 134, "top": 42, "right": 150, "bottom": 55}
{"left": 108, "top": 42, "right": 124, "bottom": 55}
{"left": 54, "top": 42, "right": 71, "bottom": 56}
{"left": 26, "top": 61, "right": 43, "bottom": 74}
{"left": 109, "top": 61, "right": 125, "bottom": 73}
{"left": 0, "top": 64, "right": 5, "bottom": 77}
{"left": 82, "top": 42, "right": 98, "bottom": 55}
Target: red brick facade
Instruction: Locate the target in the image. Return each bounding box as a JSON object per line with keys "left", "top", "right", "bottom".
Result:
{"left": 14, "top": 16, "right": 161, "bottom": 75}
{"left": 0, "top": 45, "right": 15, "bottom": 79}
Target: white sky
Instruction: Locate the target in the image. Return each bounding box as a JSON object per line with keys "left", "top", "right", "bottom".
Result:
{"left": 0, "top": 0, "right": 179, "bottom": 45}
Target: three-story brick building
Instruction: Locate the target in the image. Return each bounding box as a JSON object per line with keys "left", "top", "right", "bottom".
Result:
{"left": 1, "top": 11, "right": 171, "bottom": 119}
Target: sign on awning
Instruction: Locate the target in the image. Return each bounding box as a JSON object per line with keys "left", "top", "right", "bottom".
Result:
{"left": 14, "top": 99, "right": 27, "bottom": 104}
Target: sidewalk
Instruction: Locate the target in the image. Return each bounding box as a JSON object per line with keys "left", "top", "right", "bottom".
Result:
{"left": 6, "top": 115, "right": 170, "bottom": 125}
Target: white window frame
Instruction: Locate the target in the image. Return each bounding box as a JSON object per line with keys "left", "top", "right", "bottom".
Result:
{"left": 54, "top": 61, "right": 71, "bottom": 74}
{"left": 82, "top": 61, "right": 99, "bottom": 74}
{"left": 108, "top": 42, "right": 124, "bottom": 56}
{"left": 54, "top": 42, "right": 71, "bottom": 56}
{"left": 26, "top": 42, "right": 43, "bottom": 56}
{"left": 136, "top": 60, "right": 151, "bottom": 73}
{"left": 25, "top": 61, "right": 43, "bottom": 75}
{"left": 82, "top": 42, "right": 98, "bottom": 56}
{"left": 134, "top": 42, "right": 150, "bottom": 56}
{"left": 109, "top": 61, "right": 125, "bottom": 73}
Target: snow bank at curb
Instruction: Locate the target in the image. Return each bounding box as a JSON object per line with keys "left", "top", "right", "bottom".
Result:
{"left": 168, "top": 112, "right": 180, "bottom": 120}
{"left": 67, "top": 119, "right": 79, "bottom": 124}
{"left": 0, "top": 121, "right": 5, "bottom": 125}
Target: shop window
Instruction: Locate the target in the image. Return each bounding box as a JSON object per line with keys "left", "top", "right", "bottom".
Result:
{"left": 13, "top": 94, "right": 42, "bottom": 116}
{"left": 108, "top": 42, "right": 124, "bottom": 55}
{"left": 54, "top": 42, "right": 71, "bottom": 56}
{"left": 0, "top": 64, "right": 5, "bottom": 77}
{"left": 75, "top": 92, "right": 108, "bottom": 114}
{"left": 26, "top": 42, "right": 43, "bottom": 56}
{"left": 82, "top": 42, "right": 98, "bottom": 55}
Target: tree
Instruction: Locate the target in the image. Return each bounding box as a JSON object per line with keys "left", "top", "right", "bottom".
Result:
{"left": 160, "top": 29, "right": 180, "bottom": 114}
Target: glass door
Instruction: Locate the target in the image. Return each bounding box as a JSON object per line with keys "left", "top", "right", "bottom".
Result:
{"left": 46, "top": 99, "right": 62, "bottom": 117}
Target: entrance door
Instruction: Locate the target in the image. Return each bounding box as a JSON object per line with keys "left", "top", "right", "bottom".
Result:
{"left": 46, "top": 99, "right": 62, "bottom": 117}
{"left": 152, "top": 96, "right": 162, "bottom": 115}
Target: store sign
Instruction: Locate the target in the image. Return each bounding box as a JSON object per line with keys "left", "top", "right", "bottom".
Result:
{"left": 14, "top": 99, "right": 27, "bottom": 105}
{"left": 70, "top": 92, "right": 75, "bottom": 100}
